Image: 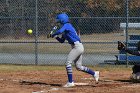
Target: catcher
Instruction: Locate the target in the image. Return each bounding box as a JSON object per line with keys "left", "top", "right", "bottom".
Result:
{"left": 118, "top": 41, "right": 140, "bottom": 81}
{"left": 48, "top": 13, "right": 99, "bottom": 87}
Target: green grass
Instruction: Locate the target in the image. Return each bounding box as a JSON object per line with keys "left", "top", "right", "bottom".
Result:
{"left": 0, "top": 64, "right": 131, "bottom": 73}
{"left": 0, "top": 65, "right": 66, "bottom": 72}
{"left": 97, "top": 64, "right": 132, "bottom": 71}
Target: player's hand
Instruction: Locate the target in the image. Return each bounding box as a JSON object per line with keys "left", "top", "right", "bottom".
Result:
{"left": 47, "top": 33, "right": 52, "bottom": 38}
{"left": 51, "top": 34, "right": 55, "bottom": 38}
{"left": 47, "top": 33, "right": 57, "bottom": 38}
{"left": 118, "top": 41, "right": 125, "bottom": 50}
{"left": 52, "top": 26, "right": 57, "bottom": 30}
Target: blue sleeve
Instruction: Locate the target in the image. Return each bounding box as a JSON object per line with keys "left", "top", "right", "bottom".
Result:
{"left": 52, "top": 25, "right": 66, "bottom": 37}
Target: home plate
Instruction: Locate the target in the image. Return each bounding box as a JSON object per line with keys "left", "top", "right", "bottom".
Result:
{"left": 99, "top": 79, "right": 116, "bottom": 82}
{"left": 75, "top": 83, "right": 89, "bottom": 85}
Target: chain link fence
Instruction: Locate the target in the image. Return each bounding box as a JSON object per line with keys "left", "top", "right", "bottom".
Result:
{"left": 0, "top": 0, "right": 140, "bottom": 66}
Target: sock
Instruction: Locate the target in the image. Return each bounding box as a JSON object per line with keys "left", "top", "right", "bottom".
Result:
{"left": 66, "top": 65, "right": 73, "bottom": 83}
{"left": 82, "top": 66, "right": 95, "bottom": 76}
{"left": 87, "top": 69, "right": 95, "bottom": 76}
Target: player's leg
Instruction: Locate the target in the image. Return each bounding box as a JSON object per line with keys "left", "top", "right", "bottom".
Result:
{"left": 63, "top": 63, "right": 75, "bottom": 87}
{"left": 132, "top": 65, "right": 140, "bottom": 74}
{"left": 74, "top": 55, "right": 99, "bottom": 83}
{"left": 74, "top": 55, "right": 95, "bottom": 75}
{"left": 63, "top": 47, "right": 81, "bottom": 87}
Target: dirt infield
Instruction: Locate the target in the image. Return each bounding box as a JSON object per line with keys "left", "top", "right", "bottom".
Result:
{"left": 0, "top": 65, "right": 140, "bottom": 93}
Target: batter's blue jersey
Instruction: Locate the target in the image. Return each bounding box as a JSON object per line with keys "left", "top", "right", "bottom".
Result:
{"left": 52, "top": 23, "right": 81, "bottom": 44}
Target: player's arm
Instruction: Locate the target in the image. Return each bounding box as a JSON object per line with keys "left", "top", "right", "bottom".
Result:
{"left": 55, "top": 35, "right": 65, "bottom": 43}
{"left": 126, "top": 49, "right": 140, "bottom": 56}
{"left": 118, "top": 41, "right": 140, "bottom": 56}
{"left": 52, "top": 25, "right": 66, "bottom": 37}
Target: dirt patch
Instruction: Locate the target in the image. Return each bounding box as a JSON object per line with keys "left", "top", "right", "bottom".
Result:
{"left": 0, "top": 69, "right": 139, "bottom": 93}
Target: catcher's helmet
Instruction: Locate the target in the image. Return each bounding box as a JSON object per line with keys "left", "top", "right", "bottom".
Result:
{"left": 56, "top": 13, "right": 69, "bottom": 24}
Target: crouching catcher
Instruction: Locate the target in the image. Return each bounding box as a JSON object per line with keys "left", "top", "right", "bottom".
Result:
{"left": 118, "top": 41, "right": 140, "bottom": 82}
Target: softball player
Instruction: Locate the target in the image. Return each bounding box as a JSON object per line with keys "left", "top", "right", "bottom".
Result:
{"left": 118, "top": 41, "right": 140, "bottom": 80}
{"left": 52, "top": 13, "right": 99, "bottom": 87}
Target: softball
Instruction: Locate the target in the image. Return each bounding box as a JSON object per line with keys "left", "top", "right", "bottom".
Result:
{"left": 27, "top": 29, "right": 33, "bottom": 34}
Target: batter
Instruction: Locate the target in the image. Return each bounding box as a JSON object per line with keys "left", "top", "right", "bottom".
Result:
{"left": 52, "top": 13, "right": 99, "bottom": 87}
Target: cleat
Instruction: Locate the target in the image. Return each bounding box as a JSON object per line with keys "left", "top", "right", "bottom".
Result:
{"left": 63, "top": 82, "right": 75, "bottom": 88}
{"left": 94, "top": 71, "right": 99, "bottom": 83}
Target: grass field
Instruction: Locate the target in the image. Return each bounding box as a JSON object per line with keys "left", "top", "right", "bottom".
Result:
{"left": 1, "top": 64, "right": 140, "bottom": 93}
{"left": 0, "top": 64, "right": 131, "bottom": 72}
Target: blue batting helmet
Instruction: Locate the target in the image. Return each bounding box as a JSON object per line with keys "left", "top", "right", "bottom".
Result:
{"left": 56, "top": 13, "right": 69, "bottom": 24}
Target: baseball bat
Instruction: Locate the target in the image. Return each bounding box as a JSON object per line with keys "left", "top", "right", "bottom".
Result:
{"left": 47, "top": 26, "right": 58, "bottom": 38}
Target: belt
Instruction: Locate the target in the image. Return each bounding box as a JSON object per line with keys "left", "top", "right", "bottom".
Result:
{"left": 71, "top": 41, "right": 81, "bottom": 45}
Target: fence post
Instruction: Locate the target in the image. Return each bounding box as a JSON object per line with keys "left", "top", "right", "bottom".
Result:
{"left": 125, "top": 0, "right": 129, "bottom": 67}
{"left": 35, "top": 0, "right": 38, "bottom": 65}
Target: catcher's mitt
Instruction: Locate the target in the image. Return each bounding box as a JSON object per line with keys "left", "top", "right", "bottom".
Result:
{"left": 118, "top": 41, "right": 125, "bottom": 50}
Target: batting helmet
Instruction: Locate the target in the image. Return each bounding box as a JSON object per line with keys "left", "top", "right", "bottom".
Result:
{"left": 56, "top": 13, "right": 69, "bottom": 24}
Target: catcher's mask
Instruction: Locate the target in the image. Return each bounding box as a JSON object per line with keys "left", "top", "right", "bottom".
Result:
{"left": 56, "top": 13, "right": 69, "bottom": 24}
